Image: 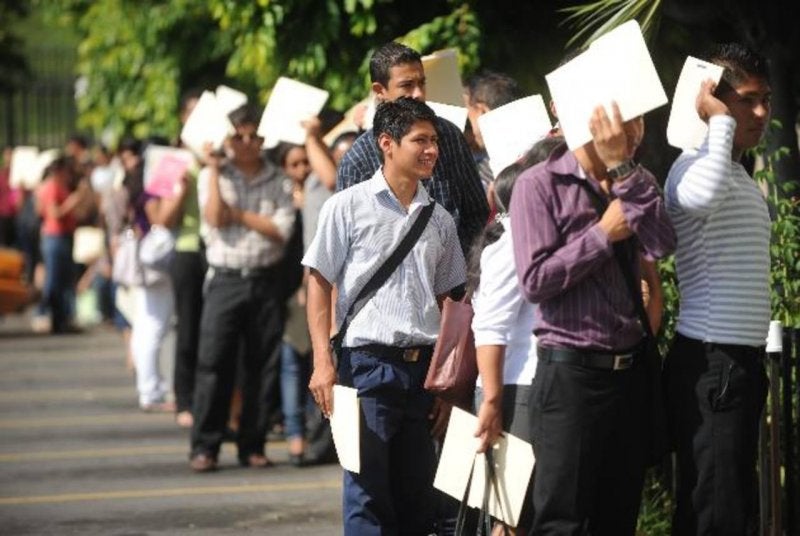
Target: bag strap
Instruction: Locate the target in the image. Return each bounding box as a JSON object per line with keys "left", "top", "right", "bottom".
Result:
{"left": 455, "top": 450, "right": 511, "bottom": 536}
{"left": 332, "top": 201, "right": 435, "bottom": 351}
{"left": 578, "top": 181, "right": 654, "bottom": 339}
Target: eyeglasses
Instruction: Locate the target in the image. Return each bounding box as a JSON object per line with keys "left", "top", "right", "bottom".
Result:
{"left": 231, "top": 133, "right": 264, "bottom": 144}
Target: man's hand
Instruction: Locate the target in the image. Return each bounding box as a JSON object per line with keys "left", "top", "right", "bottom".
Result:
{"left": 429, "top": 397, "right": 452, "bottom": 441}
{"left": 309, "top": 351, "right": 337, "bottom": 418}
{"left": 598, "top": 198, "right": 632, "bottom": 243}
{"left": 589, "top": 102, "right": 640, "bottom": 170}
{"left": 696, "top": 79, "right": 730, "bottom": 123}
{"left": 475, "top": 399, "right": 503, "bottom": 453}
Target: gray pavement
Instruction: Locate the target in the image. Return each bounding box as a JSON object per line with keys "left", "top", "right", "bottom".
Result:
{"left": 0, "top": 310, "right": 343, "bottom": 535}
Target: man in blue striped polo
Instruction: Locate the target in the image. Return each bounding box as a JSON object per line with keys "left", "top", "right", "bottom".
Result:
{"left": 304, "top": 97, "right": 466, "bottom": 535}
{"left": 664, "top": 43, "right": 772, "bottom": 536}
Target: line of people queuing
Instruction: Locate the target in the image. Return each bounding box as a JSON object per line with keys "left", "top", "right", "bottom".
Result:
{"left": 0, "top": 37, "right": 773, "bottom": 536}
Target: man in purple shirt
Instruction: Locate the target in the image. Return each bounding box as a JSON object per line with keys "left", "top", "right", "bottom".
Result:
{"left": 510, "top": 102, "right": 675, "bottom": 535}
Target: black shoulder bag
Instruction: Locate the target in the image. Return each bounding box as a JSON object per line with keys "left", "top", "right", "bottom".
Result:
{"left": 330, "top": 201, "right": 435, "bottom": 356}
{"left": 579, "top": 181, "right": 669, "bottom": 467}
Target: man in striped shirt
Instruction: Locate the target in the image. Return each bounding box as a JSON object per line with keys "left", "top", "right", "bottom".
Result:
{"left": 511, "top": 103, "right": 675, "bottom": 534}
{"left": 336, "top": 42, "right": 489, "bottom": 254}
{"left": 305, "top": 98, "right": 466, "bottom": 535}
{"left": 664, "top": 43, "right": 772, "bottom": 536}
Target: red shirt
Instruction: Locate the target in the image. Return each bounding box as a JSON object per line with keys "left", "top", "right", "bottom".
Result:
{"left": 37, "top": 179, "right": 76, "bottom": 236}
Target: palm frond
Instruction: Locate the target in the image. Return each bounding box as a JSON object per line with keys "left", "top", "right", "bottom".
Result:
{"left": 561, "top": 0, "right": 662, "bottom": 49}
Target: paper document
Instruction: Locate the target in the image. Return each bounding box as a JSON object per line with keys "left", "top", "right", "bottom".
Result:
{"left": 546, "top": 20, "right": 668, "bottom": 149}
{"left": 143, "top": 146, "right": 196, "bottom": 198}
{"left": 421, "top": 49, "right": 465, "bottom": 106}
{"left": 258, "top": 77, "right": 330, "bottom": 148}
{"left": 214, "top": 85, "right": 248, "bottom": 116}
{"left": 478, "top": 95, "right": 553, "bottom": 178}
{"left": 434, "top": 407, "right": 535, "bottom": 527}
{"left": 330, "top": 385, "right": 360, "bottom": 473}
{"left": 323, "top": 95, "right": 372, "bottom": 146}
{"left": 10, "top": 146, "right": 57, "bottom": 189}
{"left": 180, "top": 90, "right": 235, "bottom": 158}
{"left": 666, "top": 56, "right": 724, "bottom": 150}
{"left": 427, "top": 101, "right": 468, "bottom": 131}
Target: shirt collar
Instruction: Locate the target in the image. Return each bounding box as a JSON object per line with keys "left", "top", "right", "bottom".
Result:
{"left": 369, "top": 167, "right": 433, "bottom": 212}
{"left": 544, "top": 143, "right": 588, "bottom": 180}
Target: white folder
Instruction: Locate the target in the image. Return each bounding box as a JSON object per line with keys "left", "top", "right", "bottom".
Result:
{"left": 258, "top": 77, "right": 330, "bottom": 148}
{"left": 666, "top": 56, "right": 724, "bottom": 150}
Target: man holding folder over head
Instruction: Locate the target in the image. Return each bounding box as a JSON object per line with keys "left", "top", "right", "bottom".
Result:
{"left": 303, "top": 97, "right": 466, "bottom": 535}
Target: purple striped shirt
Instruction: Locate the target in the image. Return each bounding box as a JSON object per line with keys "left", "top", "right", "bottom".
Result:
{"left": 510, "top": 144, "right": 676, "bottom": 351}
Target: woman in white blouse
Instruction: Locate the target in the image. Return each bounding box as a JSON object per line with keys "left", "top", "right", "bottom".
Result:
{"left": 469, "top": 137, "right": 564, "bottom": 535}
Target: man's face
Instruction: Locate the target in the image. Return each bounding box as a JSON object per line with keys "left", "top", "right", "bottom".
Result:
{"left": 373, "top": 62, "right": 426, "bottom": 102}
{"left": 719, "top": 75, "right": 771, "bottom": 152}
{"left": 229, "top": 124, "right": 264, "bottom": 164}
{"left": 381, "top": 120, "right": 438, "bottom": 179}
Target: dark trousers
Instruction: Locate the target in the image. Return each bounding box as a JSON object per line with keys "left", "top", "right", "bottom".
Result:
{"left": 338, "top": 347, "right": 437, "bottom": 536}
{"left": 528, "top": 352, "right": 648, "bottom": 536}
{"left": 191, "top": 271, "right": 283, "bottom": 460}
{"left": 39, "top": 234, "right": 74, "bottom": 332}
{"left": 664, "top": 333, "right": 767, "bottom": 536}
{"left": 170, "top": 251, "right": 206, "bottom": 413}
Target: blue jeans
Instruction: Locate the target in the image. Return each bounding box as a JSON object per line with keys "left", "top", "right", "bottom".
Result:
{"left": 38, "top": 234, "right": 75, "bottom": 332}
{"left": 338, "top": 347, "right": 436, "bottom": 536}
{"left": 280, "top": 342, "right": 311, "bottom": 439}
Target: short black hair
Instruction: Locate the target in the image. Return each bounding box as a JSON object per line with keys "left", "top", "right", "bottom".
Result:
{"left": 330, "top": 131, "right": 359, "bottom": 151}
{"left": 372, "top": 97, "right": 437, "bottom": 147}
{"left": 67, "top": 133, "right": 90, "bottom": 149}
{"left": 228, "top": 103, "right": 262, "bottom": 128}
{"left": 117, "top": 137, "right": 142, "bottom": 156}
{"left": 270, "top": 142, "right": 304, "bottom": 168}
{"left": 180, "top": 87, "right": 203, "bottom": 115}
{"left": 464, "top": 70, "right": 522, "bottom": 110}
{"left": 704, "top": 43, "right": 769, "bottom": 93}
{"left": 369, "top": 42, "right": 422, "bottom": 87}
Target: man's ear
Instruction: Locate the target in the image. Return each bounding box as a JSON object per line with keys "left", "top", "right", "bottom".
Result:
{"left": 377, "top": 132, "right": 394, "bottom": 158}
{"left": 372, "top": 82, "right": 388, "bottom": 100}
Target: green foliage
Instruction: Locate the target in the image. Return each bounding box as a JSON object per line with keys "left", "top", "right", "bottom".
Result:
{"left": 752, "top": 120, "right": 800, "bottom": 328}
{"left": 0, "top": 1, "right": 31, "bottom": 93}
{"left": 560, "top": 0, "right": 663, "bottom": 49}
{"left": 636, "top": 470, "right": 673, "bottom": 536}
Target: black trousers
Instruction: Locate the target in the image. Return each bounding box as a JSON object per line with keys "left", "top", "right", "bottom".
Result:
{"left": 170, "top": 251, "right": 206, "bottom": 413}
{"left": 664, "top": 333, "right": 767, "bottom": 536}
{"left": 190, "top": 270, "right": 283, "bottom": 460}
{"left": 528, "top": 351, "right": 648, "bottom": 536}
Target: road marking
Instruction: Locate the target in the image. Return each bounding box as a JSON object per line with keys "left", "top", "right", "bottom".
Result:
{"left": 0, "top": 413, "right": 173, "bottom": 429}
{"left": 0, "top": 480, "right": 342, "bottom": 505}
{"left": 0, "top": 387, "right": 130, "bottom": 402}
{"left": 0, "top": 442, "right": 288, "bottom": 462}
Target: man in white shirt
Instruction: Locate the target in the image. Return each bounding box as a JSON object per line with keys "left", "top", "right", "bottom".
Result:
{"left": 303, "top": 97, "right": 466, "bottom": 535}
{"left": 664, "top": 43, "right": 772, "bottom": 536}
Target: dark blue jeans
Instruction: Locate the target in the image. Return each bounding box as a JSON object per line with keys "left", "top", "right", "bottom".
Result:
{"left": 338, "top": 347, "right": 437, "bottom": 536}
{"left": 38, "top": 234, "right": 74, "bottom": 332}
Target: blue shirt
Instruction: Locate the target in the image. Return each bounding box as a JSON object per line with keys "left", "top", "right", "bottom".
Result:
{"left": 303, "top": 168, "right": 466, "bottom": 347}
{"left": 336, "top": 116, "right": 489, "bottom": 254}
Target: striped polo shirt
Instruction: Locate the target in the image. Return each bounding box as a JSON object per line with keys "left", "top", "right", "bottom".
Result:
{"left": 665, "top": 115, "right": 771, "bottom": 347}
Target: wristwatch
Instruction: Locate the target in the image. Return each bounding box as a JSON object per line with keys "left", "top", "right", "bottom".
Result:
{"left": 606, "top": 159, "right": 637, "bottom": 181}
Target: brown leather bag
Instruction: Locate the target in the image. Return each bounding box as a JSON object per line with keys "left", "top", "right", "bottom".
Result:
{"left": 424, "top": 297, "right": 478, "bottom": 408}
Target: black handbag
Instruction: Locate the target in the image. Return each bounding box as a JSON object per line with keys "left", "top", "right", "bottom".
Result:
{"left": 455, "top": 449, "right": 511, "bottom": 536}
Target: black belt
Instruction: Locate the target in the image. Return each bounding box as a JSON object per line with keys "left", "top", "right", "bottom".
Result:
{"left": 211, "top": 265, "right": 277, "bottom": 279}
{"left": 538, "top": 345, "right": 639, "bottom": 371}
{"left": 353, "top": 344, "right": 434, "bottom": 363}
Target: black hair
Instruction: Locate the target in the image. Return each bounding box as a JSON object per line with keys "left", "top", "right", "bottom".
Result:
{"left": 464, "top": 70, "right": 522, "bottom": 110}
{"left": 372, "top": 97, "right": 437, "bottom": 150}
{"left": 117, "top": 137, "right": 142, "bottom": 156}
{"left": 270, "top": 142, "right": 305, "bottom": 168}
{"left": 704, "top": 43, "right": 769, "bottom": 94}
{"left": 330, "top": 131, "right": 359, "bottom": 151}
{"left": 465, "top": 136, "right": 565, "bottom": 296}
{"left": 67, "top": 133, "right": 90, "bottom": 149}
{"left": 228, "top": 102, "right": 262, "bottom": 128}
{"left": 369, "top": 42, "right": 422, "bottom": 87}
{"left": 180, "top": 87, "right": 203, "bottom": 115}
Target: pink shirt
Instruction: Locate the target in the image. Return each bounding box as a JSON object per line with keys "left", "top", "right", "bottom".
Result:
{"left": 37, "top": 179, "right": 76, "bottom": 236}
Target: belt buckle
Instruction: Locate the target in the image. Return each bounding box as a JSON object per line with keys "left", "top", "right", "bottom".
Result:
{"left": 613, "top": 354, "right": 633, "bottom": 370}
{"left": 403, "top": 348, "right": 420, "bottom": 362}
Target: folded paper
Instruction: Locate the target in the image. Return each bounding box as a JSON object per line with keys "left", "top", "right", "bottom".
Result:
{"left": 421, "top": 49, "right": 465, "bottom": 106}
{"left": 478, "top": 95, "right": 553, "bottom": 178}
{"left": 666, "top": 56, "right": 724, "bottom": 150}
{"left": 258, "top": 77, "right": 330, "bottom": 148}
{"left": 180, "top": 90, "right": 234, "bottom": 158}
{"left": 427, "top": 101, "right": 468, "bottom": 132}
{"left": 331, "top": 384, "right": 360, "bottom": 473}
{"left": 546, "top": 20, "right": 668, "bottom": 149}
{"left": 434, "top": 406, "right": 535, "bottom": 527}
{"left": 143, "top": 146, "right": 196, "bottom": 198}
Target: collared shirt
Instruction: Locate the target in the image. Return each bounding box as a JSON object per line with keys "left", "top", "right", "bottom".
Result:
{"left": 471, "top": 218, "right": 538, "bottom": 386}
{"left": 665, "top": 115, "right": 771, "bottom": 346}
{"left": 301, "top": 174, "right": 332, "bottom": 253}
{"left": 198, "top": 159, "right": 295, "bottom": 269}
{"left": 510, "top": 144, "right": 676, "bottom": 351}
{"left": 336, "top": 116, "right": 489, "bottom": 254}
{"left": 303, "top": 168, "right": 466, "bottom": 347}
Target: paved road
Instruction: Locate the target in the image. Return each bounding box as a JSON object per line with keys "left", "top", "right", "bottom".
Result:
{"left": 0, "top": 311, "right": 342, "bottom": 535}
